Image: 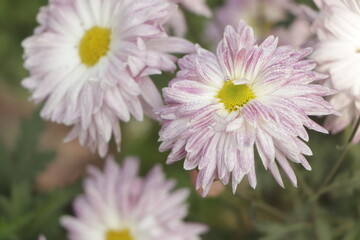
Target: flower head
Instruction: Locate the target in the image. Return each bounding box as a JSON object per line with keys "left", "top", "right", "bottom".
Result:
{"left": 22, "top": 0, "right": 194, "bottom": 157}
{"left": 158, "top": 21, "right": 335, "bottom": 196}
{"left": 311, "top": 0, "right": 360, "bottom": 142}
{"left": 61, "top": 156, "right": 207, "bottom": 240}
{"left": 312, "top": 0, "right": 360, "bottom": 95}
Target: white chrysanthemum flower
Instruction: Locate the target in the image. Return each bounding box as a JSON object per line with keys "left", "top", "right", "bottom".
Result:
{"left": 311, "top": 0, "right": 360, "bottom": 142}
{"left": 61, "top": 156, "right": 207, "bottom": 240}
{"left": 312, "top": 0, "right": 360, "bottom": 96}
{"left": 22, "top": 0, "right": 194, "bottom": 157}
{"left": 158, "top": 21, "right": 335, "bottom": 196}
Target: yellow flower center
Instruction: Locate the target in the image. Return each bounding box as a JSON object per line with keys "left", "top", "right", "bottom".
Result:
{"left": 106, "top": 228, "right": 134, "bottom": 240}
{"left": 79, "top": 26, "right": 111, "bottom": 67}
{"left": 217, "top": 80, "right": 255, "bottom": 111}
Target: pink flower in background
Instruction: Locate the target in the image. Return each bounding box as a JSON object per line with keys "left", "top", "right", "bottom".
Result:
{"left": 168, "top": 0, "right": 212, "bottom": 37}
{"left": 61, "top": 156, "right": 207, "bottom": 240}
{"left": 22, "top": 0, "right": 195, "bottom": 157}
{"left": 324, "top": 91, "right": 360, "bottom": 143}
{"left": 272, "top": 18, "right": 313, "bottom": 49}
{"left": 205, "top": 0, "right": 291, "bottom": 45}
{"left": 158, "top": 21, "right": 335, "bottom": 196}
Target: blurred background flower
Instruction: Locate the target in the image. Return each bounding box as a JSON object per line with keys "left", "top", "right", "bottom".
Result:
{"left": 205, "top": 0, "right": 288, "bottom": 42}
{"left": 311, "top": 0, "right": 360, "bottom": 143}
{"left": 61, "top": 156, "right": 207, "bottom": 240}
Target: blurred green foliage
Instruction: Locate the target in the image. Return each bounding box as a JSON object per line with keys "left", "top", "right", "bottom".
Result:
{"left": 0, "top": 112, "right": 78, "bottom": 240}
{"left": 0, "top": 0, "right": 360, "bottom": 240}
{"left": 0, "top": 0, "right": 47, "bottom": 90}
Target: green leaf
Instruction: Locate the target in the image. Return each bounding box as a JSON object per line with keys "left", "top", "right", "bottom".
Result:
{"left": 314, "top": 215, "right": 332, "bottom": 240}
{"left": 344, "top": 225, "right": 360, "bottom": 240}
{"left": 0, "top": 110, "right": 54, "bottom": 193}
{"left": 11, "top": 110, "right": 43, "bottom": 171}
{"left": 0, "top": 142, "right": 11, "bottom": 193}
{"left": 14, "top": 151, "right": 55, "bottom": 186}
{"left": 0, "top": 213, "right": 33, "bottom": 240}
{"left": 314, "top": 172, "right": 360, "bottom": 200}
{"left": 0, "top": 195, "right": 12, "bottom": 217}
{"left": 257, "top": 222, "right": 311, "bottom": 240}
{"left": 8, "top": 183, "right": 32, "bottom": 219}
{"left": 0, "top": 109, "right": 70, "bottom": 240}
{"left": 25, "top": 185, "right": 79, "bottom": 236}
{"left": 0, "top": 183, "right": 31, "bottom": 219}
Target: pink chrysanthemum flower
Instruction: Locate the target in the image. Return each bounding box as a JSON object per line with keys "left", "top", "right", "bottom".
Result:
{"left": 311, "top": 0, "right": 360, "bottom": 142}
{"left": 324, "top": 91, "right": 360, "bottom": 143}
{"left": 22, "top": 0, "right": 194, "bottom": 157}
{"left": 158, "top": 21, "right": 335, "bottom": 196}
{"left": 61, "top": 156, "right": 207, "bottom": 240}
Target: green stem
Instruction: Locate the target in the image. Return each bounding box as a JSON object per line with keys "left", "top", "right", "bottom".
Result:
{"left": 318, "top": 117, "right": 360, "bottom": 191}
{"left": 235, "top": 190, "right": 287, "bottom": 221}
{"left": 252, "top": 202, "right": 287, "bottom": 221}
{"left": 311, "top": 175, "right": 360, "bottom": 201}
{"left": 297, "top": 172, "right": 314, "bottom": 197}
{"left": 311, "top": 202, "right": 320, "bottom": 240}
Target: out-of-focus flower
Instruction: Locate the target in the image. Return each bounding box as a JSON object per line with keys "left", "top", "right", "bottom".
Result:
{"left": 205, "top": 0, "right": 294, "bottom": 47}
{"left": 272, "top": 18, "right": 313, "bottom": 49}
{"left": 61, "top": 156, "right": 207, "bottom": 240}
{"left": 312, "top": 0, "right": 360, "bottom": 96}
{"left": 38, "top": 235, "right": 46, "bottom": 240}
{"left": 324, "top": 91, "right": 360, "bottom": 143}
{"left": 168, "top": 0, "right": 212, "bottom": 37}
{"left": 158, "top": 21, "right": 335, "bottom": 196}
{"left": 312, "top": 0, "right": 360, "bottom": 142}
{"left": 22, "top": 0, "right": 194, "bottom": 157}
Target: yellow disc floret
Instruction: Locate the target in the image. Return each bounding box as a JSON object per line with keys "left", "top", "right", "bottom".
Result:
{"left": 217, "top": 80, "right": 255, "bottom": 112}
{"left": 79, "top": 26, "right": 111, "bottom": 67}
{"left": 106, "top": 228, "right": 134, "bottom": 240}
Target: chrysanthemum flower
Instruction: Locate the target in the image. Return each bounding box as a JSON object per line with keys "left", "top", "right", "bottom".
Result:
{"left": 272, "top": 17, "right": 313, "bottom": 49}
{"left": 324, "top": 91, "right": 360, "bottom": 143}
{"left": 311, "top": 0, "right": 360, "bottom": 142}
{"left": 61, "top": 156, "right": 207, "bottom": 240}
{"left": 158, "top": 21, "right": 335, "bottom": 196}
{"left": 22, "top": 0, "right": 194, "bottom": 157}
{"left": 312, "top": 0, "right": 360, "bottom": 95}
{"left": 168, "top": 0, "right": 212, "bottom": 37}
